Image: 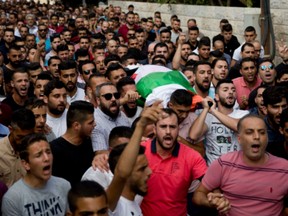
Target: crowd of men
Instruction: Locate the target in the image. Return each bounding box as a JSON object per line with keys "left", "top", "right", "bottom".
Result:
{"left": 0, "top": 0, "right": 288, "bottom": 215}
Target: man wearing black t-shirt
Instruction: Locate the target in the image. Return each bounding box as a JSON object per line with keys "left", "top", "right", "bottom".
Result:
{"left": 50, "top": 101, "right": 95, "bottom": 187}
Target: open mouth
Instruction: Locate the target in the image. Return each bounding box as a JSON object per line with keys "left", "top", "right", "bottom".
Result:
{"left": 43, "top": 165, "right": 50, "bottom": 171}
{"left": 251, "top": 144, "right": 260, "bottom": 153}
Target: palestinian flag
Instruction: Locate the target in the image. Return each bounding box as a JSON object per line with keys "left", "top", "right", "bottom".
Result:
{"left": 132, "top": 65, "right": 195, "bottom": 107}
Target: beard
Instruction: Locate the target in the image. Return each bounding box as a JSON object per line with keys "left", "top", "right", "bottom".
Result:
{"left": 122, "top": 103, "right": 137, "bottom": 117}
{"left": 65, "top": 81, "right": 76, "bottom": 92}
{"left": 100, "top": 101, "right": 119, "bottom": 119}
{"left": 10, "top": 60, "right": 22, "bottom": 68}
{"left": 219, "top": 96, "right": 235, "bottom": 108}
{"left": 49, "top": 104, "right": 66, "bottom": 116}
{"left": 195, "top": 80, "right": 210, "bottom": 93}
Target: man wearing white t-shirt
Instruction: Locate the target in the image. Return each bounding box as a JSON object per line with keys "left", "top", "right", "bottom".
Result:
{"left": 190, "top": 79, "right": 249, "bottom": 165}
{"left": 231, "top": 26, "right": 264, "bottom": 67}
{"left": 59, "top": 60, "right": 85, "bottom": 105}
{"left": 44, "top": 80, "right": 68, "bottom": 138}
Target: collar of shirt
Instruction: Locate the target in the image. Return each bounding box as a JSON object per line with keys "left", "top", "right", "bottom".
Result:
{"left": 96, "top": 107, "right": 121, "bottom": 122}
{"left": 151, "top": 138, "right": 180, "bottom": 157}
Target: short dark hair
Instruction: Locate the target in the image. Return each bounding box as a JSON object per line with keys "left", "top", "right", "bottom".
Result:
{"left": 25, "top": 98, "right": 46, "bottom": 110}
{"left": 108, "top": 126, "right": 133, "bottom": 147}
{"left": 108, "top": 143, "right": 145, "bottom": 174}
{"left": 11, "top": 67, "right": 28, "bottom": 80}
{"left": 188, "top": 26, "right": 199, "bottom": 32}
{"left": 211, "top": 57, "right": 227, "bottom": 69}
{"left": 245, "top": 26, "right": 256, "bottom": 33}
{"left": 74, "top": 48, "right": 89, "bottom": 61}
{"left": 241, "top": 42, "right": 254, "bottom": 52}
{"left": 57, "top": 44, "right": 69, "bottom": 53}
{"left": 50, "top": 33, "right": 60, "bottom": 42}
{"left": 78, "top": 60, "right": 96, "bottom": 75}
{"left": 66, "top": 100, "right": 94, "bottom": 128}
{"left": 154, "top": 42, "right": 168, "bottom": 53}
{"left": 106, "top": 63, "right": 124, "bottom": 79}
{"left": 240, "top": 57, "right": 255, "bottom": 68}
{"left": 10, "top": 108, "right": 36, "bottom": 130}
{"left": 36, "top": 72, "right": 53, "bottom": 82}
{"left": 193, "top": 61, "right": 212, "bottom": 74}
{"left": 280, "top": 108, "right": 288, "bottom": 128}
{"left": 44, "top": 80, "right": 66, "bottom": 97}
{"left": 215, "top": 79, "right": 234, "bottom": 94}
{"left": 263, "top": 86, "right": 288, "bottom": 106}
{"left": 116, "top": 76, "right": 135, "bottom": 93}
{"left": 19, "top": 133, "right": 47, "bottom": 162}
{"left": 68, "top": 180, "right": 107, "bottom": 213}
{"left": 59, "top": 60, "right": 77, "bottom": 72}
{"left": 104, "top": 54, "right": 121, "bottom": 66}
{"left": 198, "top": 36, "right": 211, "bottom": 49}
{"left": 170, "top": 89, "right": 192, "bottom": 107}
{"left": 27, "top": 62, "right": 42, "bottom": 71}
{"left": 48, "top": 56, "right": 61, "bottom": 66}
{"left": 221, "top": 23, "right": 232, "bottom": 32}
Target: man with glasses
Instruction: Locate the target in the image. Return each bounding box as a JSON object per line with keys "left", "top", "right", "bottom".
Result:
{"left": 78, "top": 60, "right": 97, "bottom": 89}
{"left": 91, "top": 82, "right": 130, "bottom": 154}
{"left": 258, "top": 58, "right": 277, "bottom": 86}
{"left": 59, "top": 60, "right": 85, "bottom": 104}
{"left": 36, "top": 23, "right": 51, "bottom": 53}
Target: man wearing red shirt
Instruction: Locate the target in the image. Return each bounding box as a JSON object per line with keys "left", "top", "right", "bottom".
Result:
{"left": 140, "top": 108, "right": 208, "bottom": 216}
{"left": 118, "top": 11, "right": 139, "bottom": 43}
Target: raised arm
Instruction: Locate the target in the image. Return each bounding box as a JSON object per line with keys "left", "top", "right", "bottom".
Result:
{"left": 189, "top": 97, "right": 211, "bottom": 141}
{"left": 106, "top": 101, "right": 164, "bottom": 211}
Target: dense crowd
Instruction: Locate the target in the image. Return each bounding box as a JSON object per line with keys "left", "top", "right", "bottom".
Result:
{"left": 0, "top": 0, "right": 288, "bottom": 215}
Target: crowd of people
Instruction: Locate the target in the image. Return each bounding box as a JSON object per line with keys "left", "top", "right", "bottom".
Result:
{"left": 0, "top": 0, "right": 288, "bottom": 215}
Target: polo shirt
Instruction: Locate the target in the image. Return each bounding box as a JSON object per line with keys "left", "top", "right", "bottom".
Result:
{"left": 233, "top": 76, "right": 262, "bottom": 109}
{"left": 141, "top": 139, "right": 207, "bottom": 216}
{"left": 0, "top": 137, "right": 26, "bottom": 187}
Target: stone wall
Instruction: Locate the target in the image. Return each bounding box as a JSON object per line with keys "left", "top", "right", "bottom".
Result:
{"left": 108, "top": 0, "right": 288, "bottom": 62}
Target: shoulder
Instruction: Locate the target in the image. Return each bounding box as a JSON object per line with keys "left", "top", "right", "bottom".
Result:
{"left": 50, "top": 176, "right": 71, "bottom": 188}
{"left": 230, "top": 109, "right": 249, "bottom": 118}
{"left": 218, "top": 151, "right": 241, "bottom": 165}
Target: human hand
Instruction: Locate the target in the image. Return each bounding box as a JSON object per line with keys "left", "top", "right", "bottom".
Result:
{"left": 276, "top": 40, "right": 288, "bottom": 61}
{"left": 207, "top": 192, "right": 230, "bottom": 214}
{"left": 92, "top": 153, "right": 109, "bottom": 172}
{"left": 138, "top": 100, "right": 165, "bottom": 127}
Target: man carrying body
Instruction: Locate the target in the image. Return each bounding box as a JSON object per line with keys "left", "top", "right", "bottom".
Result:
{"left": 190, "top": 80, "right": 249, "bottom": 165}
{"left": 91, "top": 82, "right": 130, "bottom": 153}
{"left": 193, "top": 114, "right": 288, "bottom": 216}
{"left": 141, "top": 108, "right": 228, "bottom": 216}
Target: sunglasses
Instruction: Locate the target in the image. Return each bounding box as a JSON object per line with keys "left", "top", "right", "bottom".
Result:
{"left": 260, "top": 64, "right": 274, "bottom": 70}
{"left": 39, "top": 29, "right": 47, "bottom": 32}
{"left": 101, "top": 92, "right": 120, "bottom": 100}
{"left": 83, "top": 69, "right": 96, "bottom": 75}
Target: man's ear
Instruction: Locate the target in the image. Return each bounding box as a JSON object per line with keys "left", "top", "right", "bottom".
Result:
{"left": 43, "top": 95, "right": 48, "bottom": 104}
{"left": 21, "top": 159, "right": 30, "bottom": 172}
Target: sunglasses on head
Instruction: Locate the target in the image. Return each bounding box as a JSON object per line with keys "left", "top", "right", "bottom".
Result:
{"left": 260, "top": 64, "right": 274, "bottom": 70}
{"left": 101, "top": 92, "right": 120, "bottom": 100}
{"left": 83, "top": 69, "right": 96, "bottom": 75}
